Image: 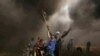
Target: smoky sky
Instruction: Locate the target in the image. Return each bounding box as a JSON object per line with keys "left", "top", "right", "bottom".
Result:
{"left": 0, "top": 0, "right": 100, "bottom": 56}
{"left": 68, "top": 0, "right": 100, "bottom": 47}
{"left": 44, "top": 0, "right": 100, "bottom": 49}
{"left": 0, "top": 0, "right": 43, "bottom": 55}
{"left": 0, "top": 0, "right": 60, "bottom": 56}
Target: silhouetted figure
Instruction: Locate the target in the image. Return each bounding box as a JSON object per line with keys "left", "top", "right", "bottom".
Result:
{"left": 86, "top": 41, "right": 91, "bottom": 53}
{"left": 54, "top": 28, "right": 72, "bottom": 56}
{"left": 86, "top": 41, "right": 91, "bottom": 56}
{"left": 28, "top": 37, "right": 35, "bottom": 56}
{"left": 42, "top": 40, "right": 48, "bottom": 56}
{"left": 67, "top": 39, "right": 74, "bottom": 56}
{"left": 35, "top": 37, "right": 43, "bottom": 56}
{"left": 76, "top": 47, "right": 83, "bottom": 56}
{"left": 67, "top": 39, "right": 73, "bottom": 52}
{"left": 54, "top": 31, "right": 61, "bottom": 56}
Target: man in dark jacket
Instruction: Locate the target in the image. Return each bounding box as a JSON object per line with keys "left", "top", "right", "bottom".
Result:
{"left": 28, "top": 37, "right": 35, "bottom": 56}
{"left": 54, "top": 28, "right": 72, "bottom": 56}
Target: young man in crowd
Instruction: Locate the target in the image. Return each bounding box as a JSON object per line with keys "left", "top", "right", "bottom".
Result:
{"left": 45, "top": 35, "right": 56, "bottom": 56}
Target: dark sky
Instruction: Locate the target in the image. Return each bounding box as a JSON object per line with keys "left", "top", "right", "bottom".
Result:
{"left": 0, "top": 0, "right": 43, "bottom": 55}
{"left": 0, "top": 0, "right": 59, "bottom": 56}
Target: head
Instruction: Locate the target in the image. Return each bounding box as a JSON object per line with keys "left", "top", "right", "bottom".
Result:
{"left": 70, "top": 39, "right": 73, "bottom": 42}
{"left": 38, "top": 37, "right": 40, "bottom": 40}
{"left": 55, "top": 31, "right": 60, "bottom": 39}
{"left": 40, "top": 39, "right": 43, "bottom": 42}
{"left": 51, "top": 35, "right": 55, "bottom": 39}
{"left": 55, "top": 31, "right": 60, "bottom": 35}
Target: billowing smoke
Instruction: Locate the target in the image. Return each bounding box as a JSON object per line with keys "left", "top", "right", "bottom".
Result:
{"left": 0, "top": 0, "right": 100, "bottom": 56}
{"left": 0, "top": 0, "right": 61, "bottom": 56}
{"left": 41, "top": 0, "right": 100, "bottom": 49}
{"left": 68, "top": 0, "right": 100, "bottom": 48}
{"left": 0, "top": 0, "right": 43, "bottom": 55}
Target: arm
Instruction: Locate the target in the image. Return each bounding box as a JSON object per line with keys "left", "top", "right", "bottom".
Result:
{"left": 48, "top": 31, "right": 52, "bottom": 38}
{"left": 47, "top": 25, "right": 52, "bottom": 38}
{"left": 61, "top": 28, "right": 72, "bottom": 38}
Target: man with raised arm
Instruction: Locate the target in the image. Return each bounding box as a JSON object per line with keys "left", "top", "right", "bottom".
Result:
{"left": 54, "top": 28, "right": 72, "bottom": 56}
{"left": 46, "top": 25, "right": 72, "bottom": 56}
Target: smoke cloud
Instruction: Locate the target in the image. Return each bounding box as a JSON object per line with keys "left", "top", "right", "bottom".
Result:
{"left": 0, "top": 0, "right": 100, "bottom": 56}
{"left": 0, "top": 0, "right": 44, "bottom": 55}
{"left": 43, "top": 0, "right": 100, "bottom": 49}
{"left": 67, "top": 0, "right": 100, "bottom": 48}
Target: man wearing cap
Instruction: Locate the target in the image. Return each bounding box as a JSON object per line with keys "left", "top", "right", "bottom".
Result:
{"left": 54, "top": 28, "right": 72, "bottom": 56}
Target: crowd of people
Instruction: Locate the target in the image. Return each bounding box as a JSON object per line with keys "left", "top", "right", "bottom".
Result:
{"left": 23, "top": 27, "right": 92, "bottom": 56}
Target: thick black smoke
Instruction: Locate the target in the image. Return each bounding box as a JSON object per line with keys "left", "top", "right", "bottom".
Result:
{"left": 0, "top": 0, "right": 100, "bottom": 56}
{"left": 0, "top": 0, "right": 42, "bottom": 56}
{"left": 0, "top": 0, "right": 60, "bottom": 56}
{"left": 68, "top": 0, "right": 100, "bottom": 47}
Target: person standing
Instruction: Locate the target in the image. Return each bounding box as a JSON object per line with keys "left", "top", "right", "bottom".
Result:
{"left": 28, "top": 37, "right": 35, "bottom": 56}
{"left": 86, "top": 41, "right": 91, "bottom": 56}
{"left": 54, "top": 31, "right": 61, "bottom": 56}
{"left": 86, "top": 41, "right": 91, "bottom": 52}
{"left": 35, "top": 37, "right": 43, "bottom": 56}
{"left": 54, "top": 28, "right": 72, "bottom": 56}
{"left": 45, "top": 36, "right": 56, "bottom": 56}
{"left": 67, "top": 39, "right": 73, "bottom": 52}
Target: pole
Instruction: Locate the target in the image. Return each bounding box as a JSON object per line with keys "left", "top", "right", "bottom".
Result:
{"left": 42, "top": 10, "right": 52, "bottom": 38}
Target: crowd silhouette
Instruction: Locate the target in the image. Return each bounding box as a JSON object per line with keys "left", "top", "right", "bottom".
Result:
{"left": 23, "top": 38, "right": 94, "bottom": 56}
{"left": 22, "top": 27, "right": 100, "bottom": 56}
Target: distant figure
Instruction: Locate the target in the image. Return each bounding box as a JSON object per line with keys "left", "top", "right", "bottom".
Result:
{"left": 67, "top": 39, "right": 73, "bottom": 52}
{"left": 86, "top": 41, "right": 91, "bottom": 53}
{"left": 66, "top": 39, "right": 74, "bottom": 56}
{"left": 45, "top": 36, "right": 56, "bottom": 56}
{"left": 42, "top": 40, "right": 48, "bottom": 56}
{"left": 76, "top": 47, "right": 83, "bottom": 56}
{"left": 28, "top": 37, "right": 35, "bottom": 56}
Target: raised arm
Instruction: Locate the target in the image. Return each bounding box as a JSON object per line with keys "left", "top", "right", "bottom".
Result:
{"left": 61, "top": 28, "right": 72, "bottom": 38}
{"left": 47, "top": 25, "right": 53, "bottom": 38}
